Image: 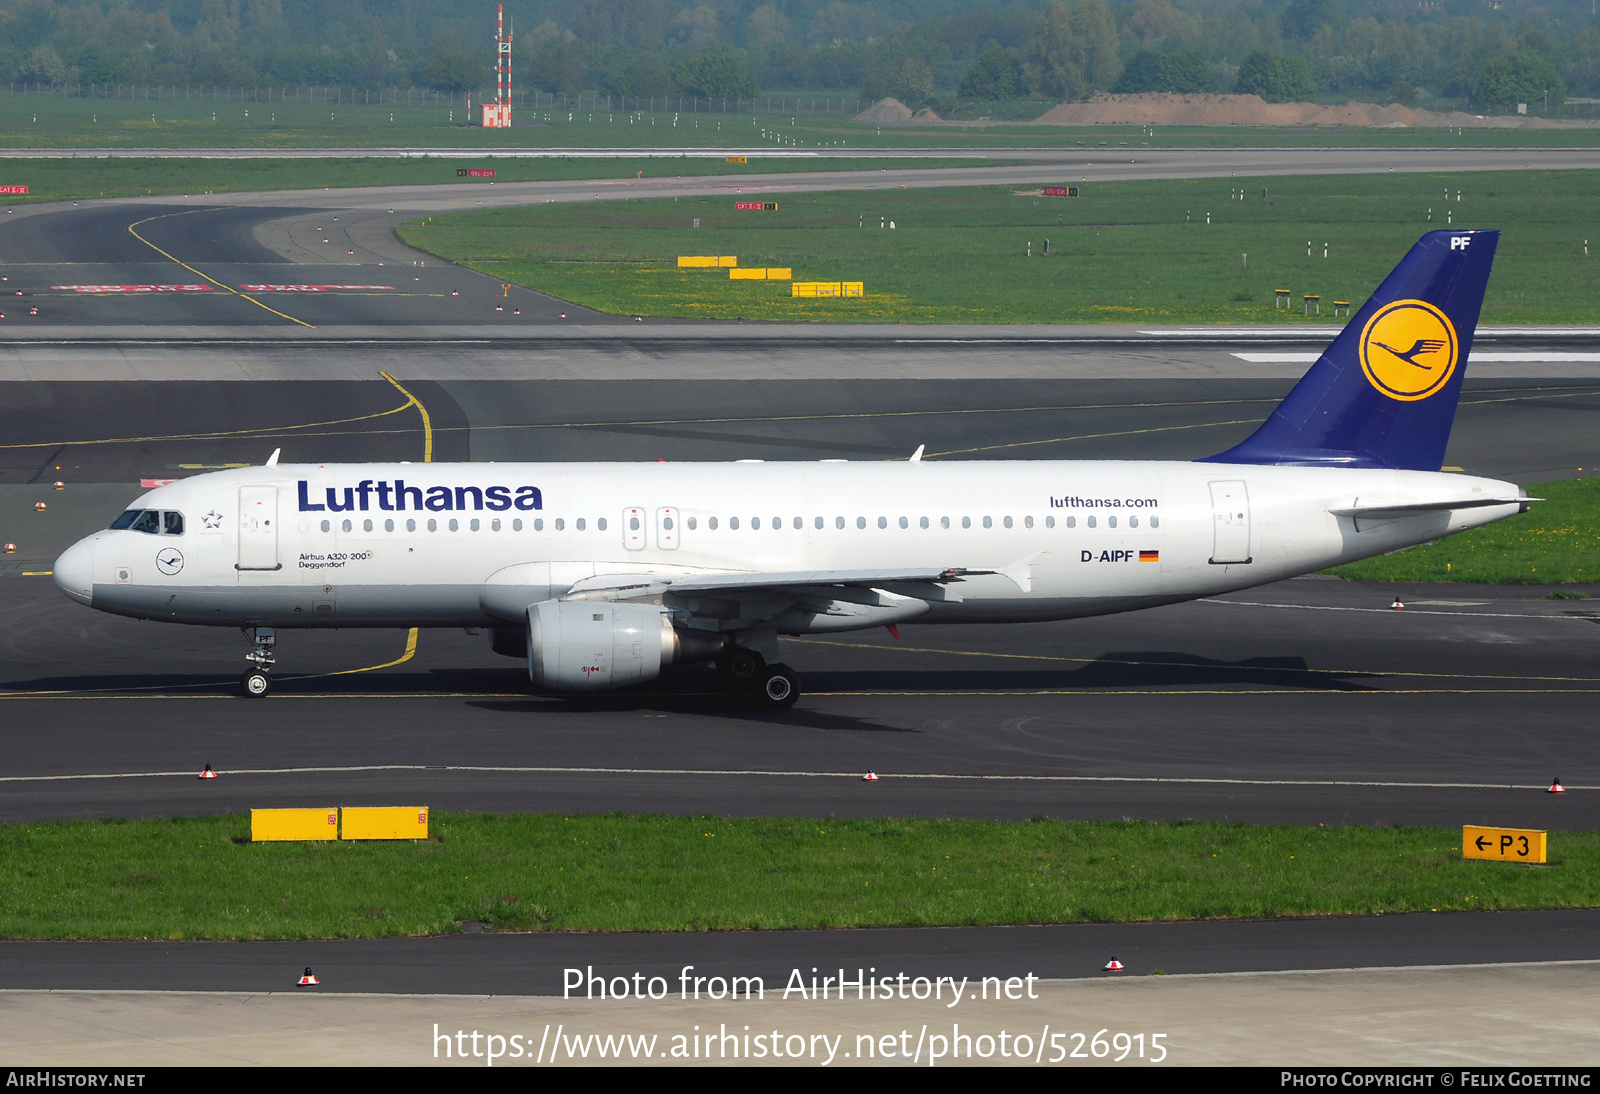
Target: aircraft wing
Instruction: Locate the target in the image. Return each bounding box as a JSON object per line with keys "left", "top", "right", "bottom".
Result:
{"left": 666, "top": 567, "right": 990, "bottom": 594}
{"left": 561, "top": 567, "right": 994, "bottom": 604}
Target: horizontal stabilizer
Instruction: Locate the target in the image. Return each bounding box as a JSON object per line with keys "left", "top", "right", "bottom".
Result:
{"left": 1329, "top": 497, "right": 1526, "bottom": 519}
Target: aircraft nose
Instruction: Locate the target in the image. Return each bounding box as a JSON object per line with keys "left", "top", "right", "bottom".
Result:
{"left": 53, "top": 537, "right": 94, "bottom": 606}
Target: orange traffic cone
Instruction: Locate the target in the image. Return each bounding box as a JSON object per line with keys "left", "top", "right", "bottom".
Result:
{"left": 863, "top": 770, "right": 879, "bottom": 782}
{"left": 1549, "top": 777, "right": 1565, "bottom": 795}
{"left": 1104, "top": 958, "right": 1124, "bottom": 972}
{"left": 1391, "top": 598, "right": 1404, "bottom": 610}
{"left": 199, "top": 764, "right": 217, "bottom": 780}
{"left": 297, "top": 967, "right": 319, "bottom": 986}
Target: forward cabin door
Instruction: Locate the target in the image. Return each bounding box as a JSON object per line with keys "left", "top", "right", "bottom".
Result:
{"left": 1208, "top": 480, "right": 1251, "bottom": 564}
{"left": 237, "top": 485, "right": 281, "bottom": 571}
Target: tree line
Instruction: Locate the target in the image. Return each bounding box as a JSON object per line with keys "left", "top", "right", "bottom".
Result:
{"left": 1, "top": 0, "right": 1592, "bottom": 113}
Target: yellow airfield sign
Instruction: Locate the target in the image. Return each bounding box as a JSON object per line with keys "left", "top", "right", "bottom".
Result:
{"left": 1463, "top": 826, "right": 1547, "bottom": 863}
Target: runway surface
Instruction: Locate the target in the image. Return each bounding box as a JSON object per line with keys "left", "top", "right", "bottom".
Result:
{"left": 0, "top": 145, "right": 1597, "bottom": 334}
{"left": 3, "top": 911, "right": 1598, "bottom": 994}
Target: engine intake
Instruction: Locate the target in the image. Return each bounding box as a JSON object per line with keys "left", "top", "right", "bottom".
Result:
{"left": 526, "top": 600, "right": 722, "bottom": 690}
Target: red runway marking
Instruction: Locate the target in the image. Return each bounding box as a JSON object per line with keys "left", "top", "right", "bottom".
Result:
{"left": 238, "top": 284, "right": 396, "bottom": 293}
{"left": 52, "top": 284, "right": 212, "bottom": 293}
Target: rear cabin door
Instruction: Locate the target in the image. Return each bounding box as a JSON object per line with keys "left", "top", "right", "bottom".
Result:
{"left": 1208, "top": 480, "right": 1252, "bottom": 564}
{"left": 237, "top": 485, "right": 281, "bottom": 571}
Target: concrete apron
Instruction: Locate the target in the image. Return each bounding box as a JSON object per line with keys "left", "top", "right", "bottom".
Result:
{"left": 3, "top": 960, "right": 1598, "bottom": 1066}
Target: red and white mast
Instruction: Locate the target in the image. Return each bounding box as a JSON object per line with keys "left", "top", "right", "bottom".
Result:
{"left": 484, "top": 4, "right": 513, "bottom": 127}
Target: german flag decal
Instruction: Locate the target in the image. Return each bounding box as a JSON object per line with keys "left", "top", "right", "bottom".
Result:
{"left": 1139, "top": 550, "right": 1160, "bottom": 562}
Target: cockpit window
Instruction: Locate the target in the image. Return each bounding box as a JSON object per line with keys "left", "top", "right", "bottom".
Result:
{"left": 111, "top": 509, "right": 184, "bottom": 535}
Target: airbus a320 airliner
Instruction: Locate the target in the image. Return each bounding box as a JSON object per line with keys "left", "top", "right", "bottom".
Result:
{"left": 53, "top": 230, "right": 1526, "bottom": 708}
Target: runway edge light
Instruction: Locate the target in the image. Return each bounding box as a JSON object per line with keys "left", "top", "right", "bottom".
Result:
{"left": 298, "top": 967, "right": 319, "bottom": 986}
{"left": 1549, "top": 777, "right": 1565, "bottom": 794}
{"left": 1104, "top": 958, "right": 1124, "bottom": 972}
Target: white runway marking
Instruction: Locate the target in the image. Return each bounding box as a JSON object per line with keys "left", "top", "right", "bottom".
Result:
{"left": 1211, "top": 598, "right": 1600, "bottom": 622}
{"left": 0, "top": 764, "right": 1587, "bottom": 791}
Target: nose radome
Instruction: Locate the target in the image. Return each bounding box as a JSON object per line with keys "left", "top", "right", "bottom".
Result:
{"left": 53, "top": 537, "right": 94, "bottom": 606}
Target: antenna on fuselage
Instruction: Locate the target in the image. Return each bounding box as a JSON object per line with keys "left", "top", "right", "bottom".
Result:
{"left": 909, "top": 445, "right": 924, "bottom": 462}
{"left": 265, "top": 448, "right": 281, "bottom": 466}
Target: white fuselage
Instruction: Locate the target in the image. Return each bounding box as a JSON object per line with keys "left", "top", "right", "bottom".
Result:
{"left": 54, "top": 460, "right": 1522, "bottom": 632}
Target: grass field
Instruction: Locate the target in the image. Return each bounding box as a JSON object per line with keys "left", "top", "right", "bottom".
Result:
{"left": 400, "top": 170, "right": 1600, "bottom": 325}
{"left": 0, "top": 812, "right": 1591, "bottom": 940}
{"left": 0, "top": 93, "right": 1597, "bottom": 150}
{"left": 0, "top": 155, "right": 989, "bottom": 205}
{"left": 1329, "top": 476, "right": 1600, "bottom": 584}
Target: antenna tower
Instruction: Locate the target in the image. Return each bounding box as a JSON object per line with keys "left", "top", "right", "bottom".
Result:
{"left": 483, "top": 5, "right": 512, "bottom": 127}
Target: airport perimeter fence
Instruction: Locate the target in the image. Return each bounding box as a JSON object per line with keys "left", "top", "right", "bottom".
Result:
{"left": 2, "top": 83, "right": 867, "bottom": 116}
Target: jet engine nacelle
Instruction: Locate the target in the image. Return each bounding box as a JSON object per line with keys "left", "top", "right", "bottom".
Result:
{"left": 526, "top": 600, "right": 722, "bottom": 690}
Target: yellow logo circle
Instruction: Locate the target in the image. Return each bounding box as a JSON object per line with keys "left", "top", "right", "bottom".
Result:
{"left": 1359, "top": 299, "right": 1459, "bottom": 402}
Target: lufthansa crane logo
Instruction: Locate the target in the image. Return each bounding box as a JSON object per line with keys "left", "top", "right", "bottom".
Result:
{"left": 155, "top": 547, "right": 184, "bottom": 576}
{"left": 1359, "top": 299, "right": 1459, "bottom": 402}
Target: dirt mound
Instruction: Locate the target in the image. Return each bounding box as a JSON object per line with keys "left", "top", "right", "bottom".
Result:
{"left": 1030, "top": 92, "right": 1597, "bottom": 129}
{"left": 910, "top": 107, "right": 945, "bottom": 123}
{"left": 856, "top": 97, "right": 914, "bottom": 125}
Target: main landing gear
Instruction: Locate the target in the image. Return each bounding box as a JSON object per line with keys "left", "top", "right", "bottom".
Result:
{"left": 240, "top": 627, "right": 275, "bottom": 698}
{"left": 716, "top": 645, "right": 801, "bottom": 709}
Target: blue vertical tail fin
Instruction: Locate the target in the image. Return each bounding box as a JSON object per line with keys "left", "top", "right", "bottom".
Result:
{"left": 1201, "top": 229, "right": 1498, "bottom": 471}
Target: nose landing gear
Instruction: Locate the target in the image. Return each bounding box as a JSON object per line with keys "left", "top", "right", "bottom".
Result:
{"left": 240, "top": 627, "right": 276, "bottom": 698}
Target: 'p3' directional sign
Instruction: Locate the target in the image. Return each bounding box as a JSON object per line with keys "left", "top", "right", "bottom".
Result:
{"left": 1463, "top": 826, "right": 1547, "bottom": 864}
